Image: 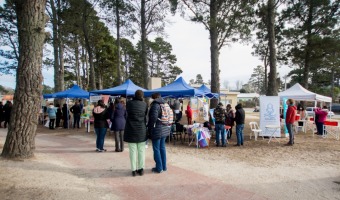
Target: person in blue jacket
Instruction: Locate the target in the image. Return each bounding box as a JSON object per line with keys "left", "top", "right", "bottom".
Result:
{"left": 46, "top": 103, "right": 57, "bottom": 129}
{"left": 148, "top": 93, "right": 171, "bottom": 173}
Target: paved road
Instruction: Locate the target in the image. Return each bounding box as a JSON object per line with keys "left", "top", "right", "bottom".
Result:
{"left": 0, "top": 128, "right": 267, "bottom": 200}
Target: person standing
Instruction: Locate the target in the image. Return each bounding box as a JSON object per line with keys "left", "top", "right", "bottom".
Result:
{"left": 93, "top": 100, "right": 109, "bottom": 152}
{"left": 148, "top": 93, "right": 171, "bottom": 173}
{"left": 234, "top": 103, "right": 245, "bottom": 146}
{"left": 315, "top": 106, "right": 328, "bottom": 136}
{"left": 297, "top": 106, "right": 307, "bottom": 129}
{"left": 225, "top": 104, "right": 235, "bottom": 139}
{"left": 0, "top": 102, "right": 3, "bottom": 128}
{"left": 185, "top": 103, "right": 193, "bottom": 125}
{"left": 285, "top": 99, "right": 297, "bottom": 145}
{"left": 213, "top": 102, "right": 226, "bottom": 147}
{"left": 172, "top": 99, "right": 181, "bottom": 121}
{"left": 62, "top": 103, "right": 69, "bottom": 129}
{"left": 124, "top": 90, "right": 148, "bottom": 176}
{"left": 3, "top": 101, "right": 12, "bottom": 128}
{"left": 55, "top": 104, "right": 62, "bottom": 128}
{"left": 70, "top": 101, "right": 81, "bottom": 129}
{"left": 111, "top": 98, "right": 127, "bottom": 152}
{"left": 79, "top": 99, "right": 84, "bottom": 114}
{"left": 46, "top": 103, "right": 57, "bottom": 129}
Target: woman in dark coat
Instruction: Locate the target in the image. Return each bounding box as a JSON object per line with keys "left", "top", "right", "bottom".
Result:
{"left": 124, "top": 90, "right": 148, "bottom": 176}
{"left": 55, "top": 104, "right": 62, "bottom": 128}
{"left": 147, "top": 93, "right": 171, "bottom": 173}
{"left": 111, "top": 98, "right": 127, "bottom": 152}
{"left": 62, "top": 104, "right": 69, "bottom": 129}
{"left": 93, "top": 100, "right": 109, "bottom": 152}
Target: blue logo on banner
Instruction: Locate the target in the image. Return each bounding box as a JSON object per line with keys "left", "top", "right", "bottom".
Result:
{"left": 264, "top": 103, "right": 276, "bottom": 120}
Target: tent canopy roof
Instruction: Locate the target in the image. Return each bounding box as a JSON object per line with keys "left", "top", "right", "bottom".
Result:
{"left": 43, "top": 85, "right": 89, "bottom": 99}
{"left": 144, "top": 77, "right": 204, "bottom": 98}
{"left": 278, "top": 83, "right": 332, "bottom": 102}
{"left": 90, "top": 79, "right": 146, "bottom": 96}
{"left": 197, "top": 84, "right": 220, "bottom": 98}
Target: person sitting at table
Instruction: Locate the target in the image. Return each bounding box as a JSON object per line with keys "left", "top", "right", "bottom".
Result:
{"left": 285, "top": 99, "right": 297, "bottom": 146}
{"left": 314, "top": 106, "right": 329, "bottom": 135}
{"left": 296, "top": 105, "right": 308, "bottom": 130}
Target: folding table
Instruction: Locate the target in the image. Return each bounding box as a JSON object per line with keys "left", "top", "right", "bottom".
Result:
{"left": 265, "top": 125, "right": 281, "bottom": 144}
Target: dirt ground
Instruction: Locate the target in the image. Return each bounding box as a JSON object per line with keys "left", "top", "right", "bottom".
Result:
{"left": 0, "top": 111, "right": 339, "bottom": 200}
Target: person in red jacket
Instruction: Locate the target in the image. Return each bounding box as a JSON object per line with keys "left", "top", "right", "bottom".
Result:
{"left": 285, "top": 99, "right": 297, "bottom": 145}
{"left": 185, "top": 103, "right": 193, "bottom": 125}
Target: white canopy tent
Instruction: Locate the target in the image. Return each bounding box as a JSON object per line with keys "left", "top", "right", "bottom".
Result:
{"left": 278, "top": 83, "right": 332, "bottom": 104}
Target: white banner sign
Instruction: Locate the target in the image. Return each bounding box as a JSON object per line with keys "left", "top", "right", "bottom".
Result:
{"left": 203, "top": 103, "right": 209, "bottom": 121}
{"left": 259, "top": 96, "right": 281, "bottom": 137}
{"left": 90, "top": 95, "right": 102, "bottom": 103}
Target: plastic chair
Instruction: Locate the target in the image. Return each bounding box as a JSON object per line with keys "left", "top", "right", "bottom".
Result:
{"left": 249, "top": 122, "right": 263, "bottom": 141}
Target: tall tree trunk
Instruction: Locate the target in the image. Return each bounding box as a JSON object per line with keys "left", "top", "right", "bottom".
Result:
{"left": 209, "top": 0, "right": 219, "bottom": 109}
{"left": 2, "top": 0, "right": 47, "bottom": 159}
{"left": 85, "top": 50, "right": 90, "bottom": 89}
{"left": 57, "top": 0, "right": 64, "bottom": 91}
{"left": 264, "top": 47, "right": 268, "bottom": 93}
{"left": 82, "top": 0, "right": 96, "bottom": 90}
{"left": 124, "top": 53, "right": 128, "bottom": 80}
{"left": 141, "top": 0, "right": 148, "bottom": 89}
{"left": 303, "top": 1, "right": 314, "bottom": 89}
{"left": 116, "top": 0, "right": 122, "bottom": 84}
{"left": 58, "top": 35, "right": 64, "bottom": 91}
{"left": 81, "top": 46, "right": 87, "bottom": 89}
{"left": 74, "top": 35, "right": 81, "bottom": 86}
{"left": 50, "top": 0, "right": 60, "bottom": 92}
{"left": 266, "top": 0, "right": 277, "bottom": 96}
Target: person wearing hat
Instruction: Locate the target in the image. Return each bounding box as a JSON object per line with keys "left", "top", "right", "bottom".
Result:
{"left": 213, "top": 102, "right": 227, "bottom": 147}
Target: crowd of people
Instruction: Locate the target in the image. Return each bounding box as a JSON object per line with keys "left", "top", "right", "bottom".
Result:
{"left": 212, "top": 102, "right": 245, "bottom": 147}
{"left": 90, "top": 90, "right": 171, "bottom": 176}
{"left": 1, "top": 92, "right": 333, "bottom": 176}
{"left": 284, "top": 99, "right": 332, "bottom": 146}
{"left": 44, "top": 100, "right": 84, "bottom": 129}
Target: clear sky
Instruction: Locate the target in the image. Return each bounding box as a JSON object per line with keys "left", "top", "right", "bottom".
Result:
{"left": 0, "top": 2, "right": 290, "bottom": 90}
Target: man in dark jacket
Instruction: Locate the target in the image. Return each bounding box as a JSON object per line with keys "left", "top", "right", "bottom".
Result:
{"left": 213, "top": 102, "right": 226, "bottom": 147}
{"left": 70, "top": 101, "right": 81, "bottom": 129}
{"left": 124, "top": 90, "right": 148, "bottom": 177}
{"left": 0, "top": 102, "right": 3, "bottom": 128}
{"left": 148, "top": 93, "right": 171, "bottom": 173}
{"left": 235, "top": 103, "right": 245, "bottom": 146}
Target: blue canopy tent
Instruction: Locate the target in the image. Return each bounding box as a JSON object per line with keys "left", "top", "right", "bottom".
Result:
{"left": 197, "top": 84, "right": 220, "bottom": 98}
{"left": 90, "top": 79, "right": 146, "bottom": 97}
{"left": 144, "top": 77, "right": 204, "bottom": 98}
{"left": 42, "top": 85, "right": 90, "bottom": 129}
{"left": 43, "top": 85, "right": 90, "bottom": 99}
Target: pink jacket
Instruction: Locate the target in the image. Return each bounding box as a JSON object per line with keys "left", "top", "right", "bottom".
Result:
{"left": 315, "top": 108, "right": 328, "bottom": 123}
